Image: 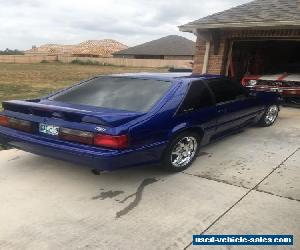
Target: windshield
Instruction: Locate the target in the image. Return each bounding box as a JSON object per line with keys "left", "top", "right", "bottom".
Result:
{"left": 50, "top": 77, "right": 172, "bottom": 112}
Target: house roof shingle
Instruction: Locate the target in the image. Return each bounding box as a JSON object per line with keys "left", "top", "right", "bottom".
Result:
{"left": 113, "top": 35, "right": 195, "bottom": 56}
{"left": 179, "top": 0, "right": 300, "bottom": 32}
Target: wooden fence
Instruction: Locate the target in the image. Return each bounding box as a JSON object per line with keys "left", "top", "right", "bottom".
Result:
{"left": 0, "top": 55, "right": 193, "bottom": 68}
{"left": 0, "top": 55, "right": 57, "bottom": 63}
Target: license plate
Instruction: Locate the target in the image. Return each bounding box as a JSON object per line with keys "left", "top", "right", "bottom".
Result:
{"left": 39, "top": 123, "right": 60, "bottom": 136}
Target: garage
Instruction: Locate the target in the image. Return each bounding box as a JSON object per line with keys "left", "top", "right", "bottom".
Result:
{"left": 229, "top": 40, "right": 300, "bottom": 81}
{"left": 179, "top": 0, "right": 300, "bottom": 105}
{"left": 179, "top": 0, "right": 300, "bottom": 98}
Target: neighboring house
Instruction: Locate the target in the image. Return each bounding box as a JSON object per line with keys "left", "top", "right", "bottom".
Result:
{"left": 179, "top": 0, "right": 300, "bottom": 80}
{"left": 113, "top": 35, "right": 195, "bottom": 60}
{"left": 25, "top": 39, "right": 128, "bottom": 58}
{"left": 72, "top": 40, "right": 128, "bottom": 58}
{"left": 25, "top": 44, "right": 76, "bottom": 56}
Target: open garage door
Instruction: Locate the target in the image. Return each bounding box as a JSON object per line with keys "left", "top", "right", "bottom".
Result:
{"left": 228, "top": 40, "right": 300, "bottom": 104}
{"left": 229, "top": 40, "right": 300, "bottom": 81}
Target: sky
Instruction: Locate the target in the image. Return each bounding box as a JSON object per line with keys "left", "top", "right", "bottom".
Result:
{"left": 0, "top": 0, "right": 250, "bottom": 50}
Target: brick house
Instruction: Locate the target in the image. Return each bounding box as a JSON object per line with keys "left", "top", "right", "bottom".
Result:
{"left": 113, "top": 35, "right": 195, "bottom": 60}
{"left": 179, "top": 0, "right": 300, "bottom": 80}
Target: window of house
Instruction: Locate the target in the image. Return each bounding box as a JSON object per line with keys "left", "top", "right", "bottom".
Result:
{"left": 178, "top": 80, "right": 214, "bottom": 113}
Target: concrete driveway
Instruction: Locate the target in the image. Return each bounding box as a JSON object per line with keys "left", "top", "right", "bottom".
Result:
{"left": 0, "top": 107, "right": 299, "bottom": 250}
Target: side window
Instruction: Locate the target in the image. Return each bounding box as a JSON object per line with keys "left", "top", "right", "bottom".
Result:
{"left": 178, "top": 81, "right": 214, "bottom": 113}
{"left": 207, "top": 79, "right": 244, "bottom": 104}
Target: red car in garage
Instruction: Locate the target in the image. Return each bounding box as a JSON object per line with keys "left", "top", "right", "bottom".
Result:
{"left": 242, "top": 73, "right": 300, "bottom": 104}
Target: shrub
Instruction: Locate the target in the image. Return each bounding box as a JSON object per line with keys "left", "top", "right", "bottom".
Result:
{"left": 0, "top": 49, "right": 24, "bottom": 55}
{"left": 71, "top": 59, "right": 101, "bottom": 65}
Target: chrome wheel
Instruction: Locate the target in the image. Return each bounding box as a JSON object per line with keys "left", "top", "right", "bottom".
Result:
{"left": 264, "top": 105, "right": 278, "bottom": 125}
{"left": 171, "top": 136, "right": 198, "bottom": 168}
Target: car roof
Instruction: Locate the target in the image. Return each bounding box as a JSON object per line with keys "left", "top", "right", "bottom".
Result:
{"left": 109, "top": 72, "right": 223, "bottom": 82}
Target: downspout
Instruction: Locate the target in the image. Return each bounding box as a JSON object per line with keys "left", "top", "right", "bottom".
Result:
{"left": 225, "top": 41, "right": 233, "bottom": 76}
{"left": 202, "top": 41, "right": 210, "bottom": 74}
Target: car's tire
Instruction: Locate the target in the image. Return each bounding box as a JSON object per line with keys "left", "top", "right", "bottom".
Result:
{"left": 162, "top": 131, "right": 200, "bottom": 172}
{"left": 258, "top": 104, "right": 279, "bottom": 127}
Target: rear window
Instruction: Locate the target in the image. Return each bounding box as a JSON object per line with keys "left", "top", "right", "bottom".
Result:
{"left": 50, "top": 77, "right": 172, "bottom": 112}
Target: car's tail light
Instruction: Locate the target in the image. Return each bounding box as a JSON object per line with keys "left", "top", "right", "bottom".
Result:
{"left": 0, "top": 115, "right": 9, "bottom": 127}
{"left": 9, "top": 117, "right": 33, "bottom": 132}
{"left": 93, "top": 134, "right": 129, "bottom": 149}
{"left": 59, "top": 127, "right": 129, "bottom": 149}
{"left": 0, "top": 115, "right": 33, "bottom": 132}
{"left": 59, "top": 128, "right": 94, "bottom": 145}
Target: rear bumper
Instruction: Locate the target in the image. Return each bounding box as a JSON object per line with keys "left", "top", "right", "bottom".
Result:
{"left": 250, "top": 86, "right": 300, "bottom": 97}
{"left": 280, "top": 89, "right": 300, "bottom": 97}
{"left": 0, "top": 126, "right": 166, "bottom": 171}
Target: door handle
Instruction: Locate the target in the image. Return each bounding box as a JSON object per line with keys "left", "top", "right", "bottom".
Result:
{"left": 217, "top": 108, "right": 227, "bottom": 113}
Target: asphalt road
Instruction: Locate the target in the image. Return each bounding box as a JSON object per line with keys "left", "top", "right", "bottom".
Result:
{"left": 0, "top": 107, "right": 299, "bottom": 250}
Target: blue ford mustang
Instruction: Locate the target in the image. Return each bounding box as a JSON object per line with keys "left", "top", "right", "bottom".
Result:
{"left": 0, "top": 73, "right": 280, "bottom": 172}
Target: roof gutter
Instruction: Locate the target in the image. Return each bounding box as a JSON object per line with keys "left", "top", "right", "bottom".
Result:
{"left": 179, "top": 21, "right": 300, "bottom": 33}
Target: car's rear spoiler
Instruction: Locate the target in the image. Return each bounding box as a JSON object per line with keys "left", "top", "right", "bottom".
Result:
{"left": 2, "top": 100, "right": 143, "bottom": 126}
